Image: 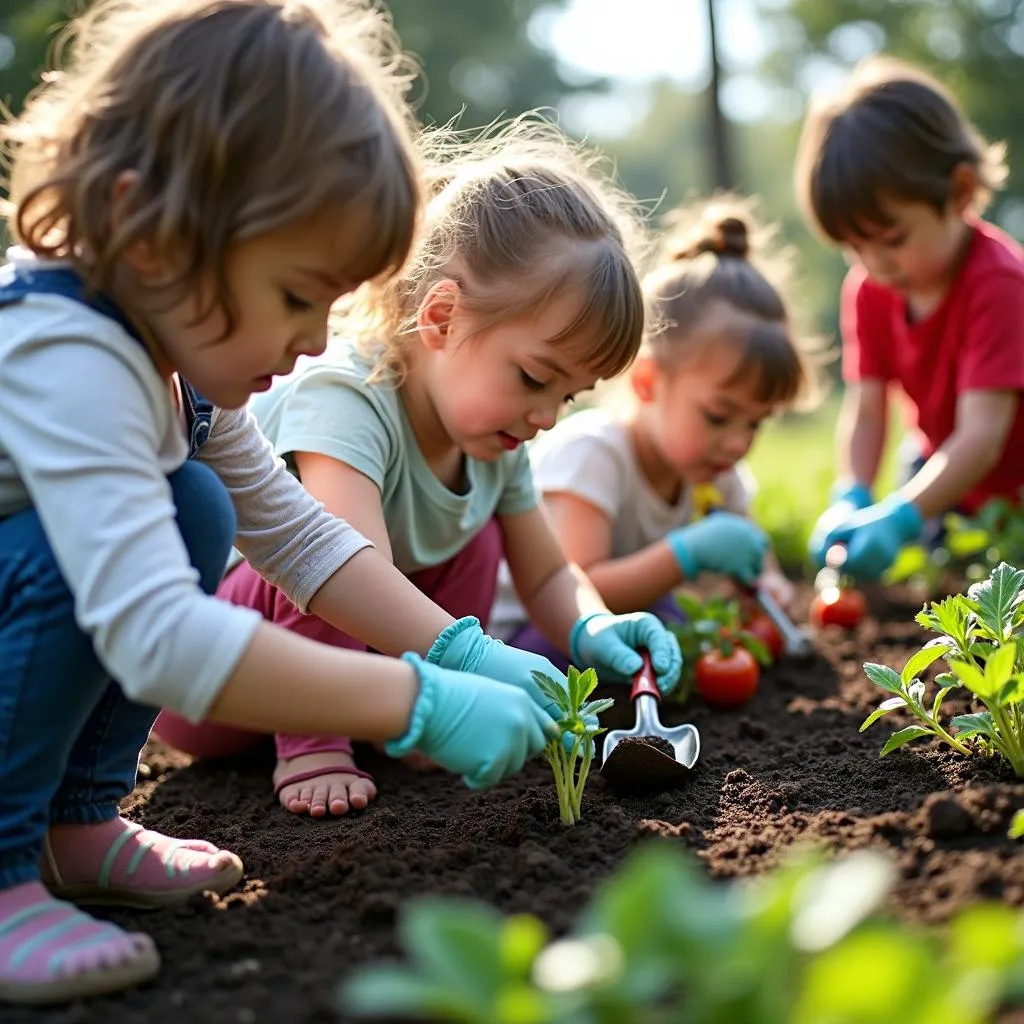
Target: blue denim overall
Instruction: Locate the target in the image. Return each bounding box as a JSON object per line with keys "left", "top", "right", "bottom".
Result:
{"left": 0, "top": 267, "right": 236, "bottom": 888}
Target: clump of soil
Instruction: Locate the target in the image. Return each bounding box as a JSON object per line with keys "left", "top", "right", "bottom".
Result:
{"left": 631, "top": 735, "right": 677, "bottom": 759}
{"left": 10, "top": 584, "right": 1024, "bottom": 1024}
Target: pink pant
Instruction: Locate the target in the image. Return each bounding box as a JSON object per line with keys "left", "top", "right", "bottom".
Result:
{"left": 153, "top": 519, "right": 503, "bottom": 763}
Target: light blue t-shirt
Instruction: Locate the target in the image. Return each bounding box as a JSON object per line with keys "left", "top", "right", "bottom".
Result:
{"left": 249, "top": 347, "right": 537, "bottom": 575}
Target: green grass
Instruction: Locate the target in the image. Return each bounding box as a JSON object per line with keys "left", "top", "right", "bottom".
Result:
{"left": 747, "top": 395, "right": 905, "bottom": 574}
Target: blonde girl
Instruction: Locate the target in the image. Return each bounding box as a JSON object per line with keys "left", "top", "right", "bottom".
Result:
{"left": 154, "top": 120, "right": 683, "bottom": 816}
{"left": 0, "top": 0, "right": 572, "bottom": 1003}
{"left": 493, "top": 196, "right": 819, "bottom": 659}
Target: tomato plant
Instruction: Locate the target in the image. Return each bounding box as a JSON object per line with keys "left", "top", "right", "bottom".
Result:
{"left": 669, "top": 592, "right": 771, "bottom": 708}
{"left": 696, "top": 647, "right": 759, "bottom": 708}
{"left": 810, "top": 587, "right": 866, "bottom": 629}
{"left": 744, "top": 612, "right": 784, "bottom": 662}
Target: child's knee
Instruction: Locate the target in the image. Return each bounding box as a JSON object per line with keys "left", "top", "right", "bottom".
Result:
{"left": 167, "top": 461, "right": 236, "bottom": 595}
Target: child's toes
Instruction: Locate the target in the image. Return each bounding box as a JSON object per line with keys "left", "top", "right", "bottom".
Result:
{"left": 309, "top": 783, "right": 334, "bottom": 818}
{"left": 347, "top": 777, "right": 377, "bottom": 811}
{"left": 326, "top": 783, "right": 350, "bottom": 816}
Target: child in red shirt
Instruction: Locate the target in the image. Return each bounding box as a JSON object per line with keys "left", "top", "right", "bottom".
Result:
{"left": 797, "top": 56, "right": 1024, "bottom": 579}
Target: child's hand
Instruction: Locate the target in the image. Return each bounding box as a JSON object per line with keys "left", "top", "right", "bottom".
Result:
{"left": 427, "top": 616, "right": 571, "bottom": 720}
{"left": 667, "top": 513, "right": 768, "bottom": 584}
{"left": 386, "top": 654, "right": 559, "bottom": 790}
{"left": 820, "top": 495, "right": 923, "bottom": 580}
{"left": 757, "top": 569, "right": 796, "bottom": 609}
{"left": 808, "top": 481, "right": 874, "bottom": 566}
{"left": 569, "top": 612, "right": 681, "bottom": 694}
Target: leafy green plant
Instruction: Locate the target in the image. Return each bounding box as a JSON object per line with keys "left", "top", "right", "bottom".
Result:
{"left": 668, "top": 591, "right": 771, "bottom": 702}
{"left": 341, "top": 842, "right": 1024, "bottom": 1024}
{"left": 861, "top": 562, "right": 1024, "bottom": 776}
{"left": 532, "top": 666, "right": 612, "bottom": 826}
{"left": 1011, "top": 809, "right": 1024, "bottom": 840}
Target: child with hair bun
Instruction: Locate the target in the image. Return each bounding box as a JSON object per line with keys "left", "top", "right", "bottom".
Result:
{"left": 491, "top": 195, "right": 820, "bottom": 659}
{"left": 154, "top": 117, "right": 683, "bottom": 817}
{"left": 799, "top": 57, "right": 1024, "bottom": 580}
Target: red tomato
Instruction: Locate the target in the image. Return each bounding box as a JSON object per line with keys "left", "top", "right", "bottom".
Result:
{"left": 743, "top": 613, "right": 784, "bottom": 663}
{"left": 695, "top": 648, "right": 760, "bottom": 709}
{"left": 810, "top": 587, "right": 866, "bottom": 629}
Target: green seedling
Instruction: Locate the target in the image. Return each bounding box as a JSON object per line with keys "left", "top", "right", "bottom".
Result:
{"left": 341, "top": 842, "right": 1024, "bottom": 1024}
{"left": 532, "top": 665, "right": 613, "bottom": 826}
{"left": 861, "top": 562, "right": 1024, "bottom": 776}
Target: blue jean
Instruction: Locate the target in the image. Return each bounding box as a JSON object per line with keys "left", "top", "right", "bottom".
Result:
{"left": 0, "top": 460, "right": 236, "bottom": 888}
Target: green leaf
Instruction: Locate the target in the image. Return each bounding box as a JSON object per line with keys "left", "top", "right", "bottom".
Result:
{"left": 984, "top": 641, "right": 1017, "bottom": 695}
{"left": 948, "top": 902, "right": 1024, "bottom": 973}
{"left": 576, "top": 667, "right": 600, "bottom": 703}
{"left": 968, "top": 562, "right": 1024, "bottom": 639}
{"left": 860, "top": 696, "right": 908, "bottom": 732}
{"left": 949, "top": 658, "right": 994, "bottom": 700}
{"left": 566, "top": 666, "right": 585, "bottom": 712}
{"left": 578, "top": 697, "right": 614, "bottom": 719}
{"left": 738, "top": 631, "right": 772, "bottom": 666}
{"left": 863, "top": 663, "right": 904, "bottom": 696}
{"left": 342, "top": 968, "right": 481, "bottom": 1020}
{"left": 915, "top": 595, "right": 970, "bottom": 645}
{"left": 674, "top": 591, "right": 707, "bottom": 620}
{"left": 932, "top": 685, "right": 956, "bottom": 719}
{"left": 999, "top": 676, "right": 1024, "bottom": 705}
{"left": 499, "top": 915, "right": 548, "bottom": 978}
{"left": 1009, "top": 809, "right": 1024, "bottom": 839}
{"left": 950, "top": 712, "right": 996, "bottom": 740}
{"left": 880, "top": 726, "right": 934, "bottom": 756}
{"left": 900, "top": 643, "right": 949, "bottom": 685}
{"left": 532, "top": 672, "right": 571, "bottom": 714}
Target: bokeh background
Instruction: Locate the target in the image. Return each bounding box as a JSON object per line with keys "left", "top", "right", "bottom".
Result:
{"left": 3, "top": 0, "right": 1023, "bottom": 569}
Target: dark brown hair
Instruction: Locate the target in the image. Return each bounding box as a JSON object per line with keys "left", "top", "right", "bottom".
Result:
{"left": 2, "top": 0, "right": 420, "bottom": 334}
{"left": 796, "top": 55, "right": 1007, "bottom": 242}
{"left": 642, "top": 194, "right": 821, "bottom": 410}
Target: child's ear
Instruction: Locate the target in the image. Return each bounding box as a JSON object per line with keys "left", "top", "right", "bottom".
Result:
{"left": 417, "top": 279, "right": 460, "bottom": 351}
{"left": 948, "top": 162, "right": 979, "bottom": 216}
{"left": 630, "top": 355, "right": 659, "bottom": 403}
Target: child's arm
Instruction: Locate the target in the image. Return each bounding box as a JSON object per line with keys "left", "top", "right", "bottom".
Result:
{"left": 501, "top": 506, "right": 682, "bottom": 691}
{"left": 835, "top": 379, "right": 888, "bottom": 490}
{"left": 897, "top": 390, "right": 1018, "bottom": 517}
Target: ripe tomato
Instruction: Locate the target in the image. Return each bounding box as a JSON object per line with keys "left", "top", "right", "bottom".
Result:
{"left": 695, "top": 648, "right": 759, "bottom": 709}
{"left": 743, "top": 612, "right": 783, "bottom": 663}
{"left": 809, "top": 587, "right": 866, "bottom": 629}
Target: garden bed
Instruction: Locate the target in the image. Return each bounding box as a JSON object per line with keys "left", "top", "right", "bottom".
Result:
{"left": 13, "top": 584, "right": 1024, "bottom": 1024}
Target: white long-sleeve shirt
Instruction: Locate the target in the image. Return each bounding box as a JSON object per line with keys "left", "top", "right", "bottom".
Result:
{"left": 0, "top": 253, "right": 370, "bottom": 721}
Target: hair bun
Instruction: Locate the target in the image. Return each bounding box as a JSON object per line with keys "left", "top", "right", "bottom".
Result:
{"left": 684, "top": 215, "right": 749, "bottom": 259}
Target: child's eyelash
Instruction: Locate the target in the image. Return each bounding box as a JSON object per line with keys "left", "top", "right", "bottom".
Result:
{"left": 702, "top": 410, "right": 727, "bottom": 426}
{"left": 283, "top": 290, "right": 313, "bottom": 312}
{"left": 520, "top": 369, "right": 546, "bottom": 391}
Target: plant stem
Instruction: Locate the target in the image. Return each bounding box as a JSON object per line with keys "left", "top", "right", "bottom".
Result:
{"left": 910, "top": 705, "right": 972, "bottom": 756}
{"left": 989, "top": 703, "right": 1024, "bottom": 777}
{"left": 572, "top": 739, "right": 594, "bottom": 820}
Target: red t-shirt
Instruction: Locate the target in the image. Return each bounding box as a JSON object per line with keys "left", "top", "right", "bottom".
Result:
{"left": 841, "top": 218, "right": 1024, "bottom": 513}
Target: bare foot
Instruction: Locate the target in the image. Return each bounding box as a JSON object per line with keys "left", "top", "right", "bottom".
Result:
{"left": 272, "top": 751, "right": 377, "bottom": 818}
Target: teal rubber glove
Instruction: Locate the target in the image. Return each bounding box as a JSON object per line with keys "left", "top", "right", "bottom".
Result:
{"left": 386, "top": 653, "right": 559, "bottom": 790}
{"left": 428, "top": 616, "right": 571, "bottom": 719}
{"left": 809, "top": 481, "right": 874, "bottom": 567}
{"left": 569, "top": 612, "right": 681, "bottom": 693}
{"left": 821, "top": 494, "right": 923, "bottom": 580}
{"left": 667, "top": 513, "right": 768, "bottom": 585}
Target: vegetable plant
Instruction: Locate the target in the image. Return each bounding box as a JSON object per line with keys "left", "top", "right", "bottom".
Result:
{"left": 810, "top": 586, "right": 866, "bottom": 629}
{"left": 532, "top": 665, "right": 613, "bottom": 826}
{"left": 861, "top": 561, "right": 1024, "bottom": 776}
{"left": 670, "top": 592, "right": 771, "bottom": 709}
{"left": 744, "top": 610, "right": 784, "bottom": 663}
{"left": 341, "top": 842, "right": 1024, "bottom": 1024}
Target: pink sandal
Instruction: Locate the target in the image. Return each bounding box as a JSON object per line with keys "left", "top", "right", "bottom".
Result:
{"left": 272, "top": 765, "right": 375, "bottom": 796}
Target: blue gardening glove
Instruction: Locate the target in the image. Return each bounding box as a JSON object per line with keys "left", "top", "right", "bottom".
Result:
{"left": 386, "top": 653, "right": 559, "bottom": 790}
{"left": 821, "top": 494, "right": 924, "bottom": 580}
{"left": 569, "top": 612, "right": 681, "bottom": 694}
{"left": 809, "top": 481, "right": 874, "bottom": 567}
{"left": 428, "top": 616, "right": 570, "bottom": 718}
{"left": 667, "top": 512, "right": 768, "bottom": 585}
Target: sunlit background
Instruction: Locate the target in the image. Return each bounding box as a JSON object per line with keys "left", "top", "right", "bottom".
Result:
{"left": 2, "top": 0, "right": 1023, "bottom": 567}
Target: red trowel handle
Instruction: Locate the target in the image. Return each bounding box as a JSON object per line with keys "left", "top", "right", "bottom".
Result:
{"left": 630, "top": 651, "right": 660, "bottom": 702}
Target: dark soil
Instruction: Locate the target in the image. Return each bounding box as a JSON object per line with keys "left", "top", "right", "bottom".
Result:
{"left": 12, "top": 584, "right": 1024, "bottom": 1024}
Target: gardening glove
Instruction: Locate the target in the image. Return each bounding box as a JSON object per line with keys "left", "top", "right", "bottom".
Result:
{"left": 667, "top": 513, "right": 768, "bottom": 585}
{"left": 820, "top": 494, "right": 924, "bottom": 580}
{"left": 809, "top": 481, "right": 874, "bottom": 567}
{"left": 386, "top": 653, "right": 559, "bottom": 790}
{"left": 427, "top": 616, "right": 570, "bottom": 720}
{"left": 569, "top": 612, "right": 682, "bottom": 694}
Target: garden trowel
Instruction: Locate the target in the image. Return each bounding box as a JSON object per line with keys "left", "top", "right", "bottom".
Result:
{"left": 814, "top": 543, "right": 849, "bottom": 593}
{"left": 601, "top": 652, "right": 699, "bottom": 791}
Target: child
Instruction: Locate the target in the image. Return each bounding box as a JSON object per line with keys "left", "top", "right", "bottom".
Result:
{"left": 0, "top": 0, "right": 619, "bottom": 1004}
{"left": 798, "top": 57, "right": 1024, "bottom": 579}
{"left": 153, "top": 120, "right": 683, "bottom": 818}
{"left": 490, "top": 196, "right": 815, "bottom": 660}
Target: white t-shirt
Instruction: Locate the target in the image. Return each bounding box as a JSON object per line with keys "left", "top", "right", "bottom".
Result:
{"left": 0, "top": 250, "right": 370, "bottom": 721}
{"left": 489, "top": 408, "right": 755, "bottom": 637}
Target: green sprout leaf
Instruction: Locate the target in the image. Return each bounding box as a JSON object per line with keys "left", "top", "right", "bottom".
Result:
{"left": 1009, "top": 809, "right": 1024, "bottom": 839}
{"left": 950, "top": 712, "right": 996, "bottom": 740}
{"left": 879, "top": 726, "right": 935, "bottom": 756}
{"left": 899, "top": 643, "right": 948, "bottom": 686}
{"left": 863, "top": 663, "right": 903, "bottom": 696}
{"left": 860, "top": 696, "right": 908, "bottom": 732}
{"left": 968, "top": 562, "right": 1024, "bottom": 640}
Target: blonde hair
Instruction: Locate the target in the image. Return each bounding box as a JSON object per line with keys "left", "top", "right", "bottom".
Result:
{"left": 349, "top": 116, "right": 649, "bottom": 382}
{"left": 641, "top": 194, "right": 823, "bottom": 411}
{"left": 796, "top": 56, "right": 1007, "bottom": 242}
{"left": 2, "top": 0, "right": 420, "bottom": 334}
